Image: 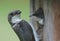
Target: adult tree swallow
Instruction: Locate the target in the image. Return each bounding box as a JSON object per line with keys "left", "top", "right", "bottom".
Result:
{"left": 8, "top": 10, "right": 35, "bottom": 41}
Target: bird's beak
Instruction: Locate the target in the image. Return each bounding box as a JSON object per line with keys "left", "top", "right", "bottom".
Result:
{"left": 17, "top": 10, "right": 21, "bottom": 15}
{"left": 29, "top": 14, "right": 33, "bottom": 17}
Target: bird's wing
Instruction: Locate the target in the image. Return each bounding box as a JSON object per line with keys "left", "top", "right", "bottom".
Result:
{"left": 12, "top": 20, "right": 35, "bottom": 41}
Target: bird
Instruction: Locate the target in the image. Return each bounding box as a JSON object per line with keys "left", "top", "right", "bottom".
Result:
{"left": 8, "top": 10, "right": 35, "bottom": 41}
{"left": 30, "top": 8, "right": 45, "bottom": 41}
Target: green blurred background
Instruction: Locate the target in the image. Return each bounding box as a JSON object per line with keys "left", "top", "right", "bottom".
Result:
{"left": 0, "top": 0, "right": 30, "bottom": 41}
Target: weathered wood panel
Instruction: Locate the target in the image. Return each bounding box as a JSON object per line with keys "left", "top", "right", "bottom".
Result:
{"left": 52, "top": 0, "right": 60, "bottom": 41}
{"left": 43, "top": 0, "right": 54, "bottom": 41}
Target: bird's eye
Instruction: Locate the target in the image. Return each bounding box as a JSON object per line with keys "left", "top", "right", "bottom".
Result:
{"left": 10, "top": 13, "right": 13, "bottom": 15}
